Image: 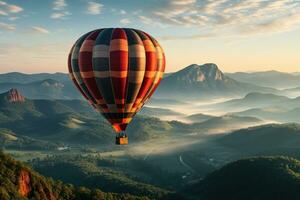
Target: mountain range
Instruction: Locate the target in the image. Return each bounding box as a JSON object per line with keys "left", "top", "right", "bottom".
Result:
{"left": 233, "top": 107, "right": 300, "bottom": 123}
{"left": 0, "top": 89, "right": 176, "bottom": 149}
{"left": 207, "top": 92, "right": 300, "bottom": 112}
{"left": 226, "top": 70, "right": 300, "bottom": 89}
{"left": 186, "top": 113, "right": 214, "bottom": 123}
{"left": 183, "top": 115, "right": 264, "bottom": 134}
{"left": 1, "top": 64, "right": 300, "bottom": 200}
{"left": 0, "top": 72, "right": 68, "bottom": 83}
{"left": 155, "top": 63, "right": 279, "bottom": 99}
{"left": 1, "top": 63, "right": 294, "bottom": 101}
{"left": 283, "top": 86, "right": 300, "bottom": 97}
{"left": 0, "top": 79, "right": 80, "bottom": 100}
{"left": 0, "top": 89, "right": 266, "bottom": 150}
{"left": 217, "top": 123, "right": 300, "bottom": 155}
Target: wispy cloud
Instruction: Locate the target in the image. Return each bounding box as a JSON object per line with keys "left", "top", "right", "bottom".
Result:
{"left": 136, "top": 0, "right": 300, "bottom": 40}
{"left": 0, "top": 22, "right": 15, "bottom": 31}
{"left": 31, "top": 26, "right": 50, "bottom": 34}
{"left": 0, "top": 0, "right": 23, "bottom": 17}
{"left": 138, "top": 15, "right": 164, "bottom": 27}
{"left": 171, "top": 0, "right": 196, "bottom": 6}
{"left": 53, "top": 0, "right": 67, "bottom": 10}
{"left": 51, "top": 0, "right": 70, "bottom": 19}
{"left": 200, "top": 0, "right": 228, "bottom": 14}
{"left": 159, "top": 33, "right": 215, "bottom": 40}
{"left": 51, "top": 11, "right": 70, "bottom": 19}
{"left": 120, "top": 18, "right": 131, "bottom": 24}
{"left": 0, "top": 10, "right": 7, "bottom": 16}
{"left": 0, "top": 1, "right": 22, "bottom": 31}
{"left": 138, "top": 16, "right": 152, "bottom": 24}
{"left": 120, "top": 9, "right": 126, "bottom": 15}
{"left": 148, "top": 0, "right": 198, "bottom": 26}
{"left": 8, "top": 16, "right": 19, "bottom": 21}
{"left": 7, "top": 4, "right": 23, "bottom": 13}
{"left": 240, "top": 12, "right": 300, "bottom": 35}
{"left": 86, "top": 1, "right": 103, "bottom": 15}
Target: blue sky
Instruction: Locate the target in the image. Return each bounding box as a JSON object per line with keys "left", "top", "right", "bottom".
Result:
{"left": 0, "top": 0, "right": 300, "bottom": 73}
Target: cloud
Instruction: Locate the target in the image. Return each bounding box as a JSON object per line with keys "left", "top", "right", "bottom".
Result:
{"left": 171, "top": 0, "right": 196, "bottom": 5}
{"left": 51, "top": 0, "right": 70, "bottom": 19}
{"left": 8, "top": 16, "right": 19, "bottom": 21}
{"left": 139, "top": 16, "right": 154, "bottom": 25}
{"left": 160, "top": 33, "right": 215, "bottom": 40}
{"left": 0, "top": 22, "right": 15, "bottom": 31}
{"left": 135, "top": 0, "right": 300, "bottom": 40}
{"left": 51, "top": 11, "right": 70, "bottom": 19}
{"left": 0, "top": 1, "right": 23, "bottom": 15}
{"left": 0, "top": 10, "right": 7, "bottom": 15}
{"left": 240, "top": 12, "right": 300, "bottom": 35}
{"left": 87, "top": 1, "right": 103, "bottom": 15}
{"left": 31, "top": 26, "right": 50, "bottom": 34}
{"left": 0, "top": 1, "right": 22, "bottom": 31}
{"left": 120, "top": 18, "right": 131, "bottom": 24}
{"left": 200, "top": 0, "right": 228, "bottom": 14}
{"left": 7, "top": 4, "right": 23, "bottom": 13}
{"left": 120, "top": 9, "right": 126, "bottom": 15}
{"left": 138, "top": 0, "right": 200, "bottom": 26}
{"left": 53, "top": 0, "right": 67, "bottom": 10}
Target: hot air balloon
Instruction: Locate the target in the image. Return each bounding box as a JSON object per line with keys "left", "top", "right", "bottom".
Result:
{"left": 68, "top": 28, "right": 165, "bottom": 145}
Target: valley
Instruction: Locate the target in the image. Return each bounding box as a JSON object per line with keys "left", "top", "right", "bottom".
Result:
{"left": 1, "top": 63, "right": 300, "bottom": 199}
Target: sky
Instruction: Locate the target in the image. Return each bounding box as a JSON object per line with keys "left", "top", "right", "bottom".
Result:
{"left": 0, "top": 0, "right": 299, "bottom": 73}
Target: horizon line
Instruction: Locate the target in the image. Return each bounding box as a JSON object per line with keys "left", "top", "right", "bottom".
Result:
{"left": 0, "top": 69, "right": 300, "bottom": 75}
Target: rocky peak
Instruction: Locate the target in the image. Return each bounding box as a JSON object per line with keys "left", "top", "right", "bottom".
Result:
{"left": 174, "top": 63, "right": 226, "bottom": 83}
{"left": 6, "top": 88, "right": 25, "bottom": 103}
{"left": 200, "top": 63, "right": 224, "bottom": 81}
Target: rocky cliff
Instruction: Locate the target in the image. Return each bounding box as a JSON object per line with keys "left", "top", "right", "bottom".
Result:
{"left": 6, "top": 88, "right": 25, "bottom": 103}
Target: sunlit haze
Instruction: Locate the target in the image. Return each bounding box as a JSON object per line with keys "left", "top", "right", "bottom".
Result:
{"left": 0, "top": 0, "right": 299, "bottom": 73}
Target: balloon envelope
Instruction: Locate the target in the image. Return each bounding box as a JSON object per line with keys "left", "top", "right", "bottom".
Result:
{"left": 68, "top": 28, "right": 165, "bottom": 132}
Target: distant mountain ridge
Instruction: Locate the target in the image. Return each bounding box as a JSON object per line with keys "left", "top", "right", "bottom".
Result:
{"left": 0, "top": 64, "right": 283, "bottom": 100}
{"left": 226, "top": 70, "right": 300, "bottom": 89}
{"left": 233, "top": 107, "right": 300, "bottom": 123}
{"left": 156, "top": 63, "right": 278, "bottom": 99}
{"left": 0, "top": 79, "right": 80, "bottom": 100}
{"left": 0, "top": 89, "right": 181, "bottom": 148}
{"left": 190, "top": 114, "right": 264, "bottom": 134}
{"left": 0, "top": 89, "right": 266, "bottom": 149}
{"left": 0, "top": 72, "right": 68, "bottom": 83}
{"left": 210, "top": 92, "right": 300, "bottom": 111}
{"left": 217, "top": 123, "right": 300, "bottom": 153}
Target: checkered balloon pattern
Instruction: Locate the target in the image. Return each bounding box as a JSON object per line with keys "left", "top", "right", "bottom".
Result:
{"left": 68, "top": 28, "right": 165, "bottom": 132}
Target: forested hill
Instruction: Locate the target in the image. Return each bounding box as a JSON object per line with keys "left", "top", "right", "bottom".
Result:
{"left": 0, "top": 151, "right": 152, "bottom": 200}
{"left": 185, "top": 156, "right": 300, "bottom": 200}
{"left": 3, "top": 152, "right": 300, "bottom": 199}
